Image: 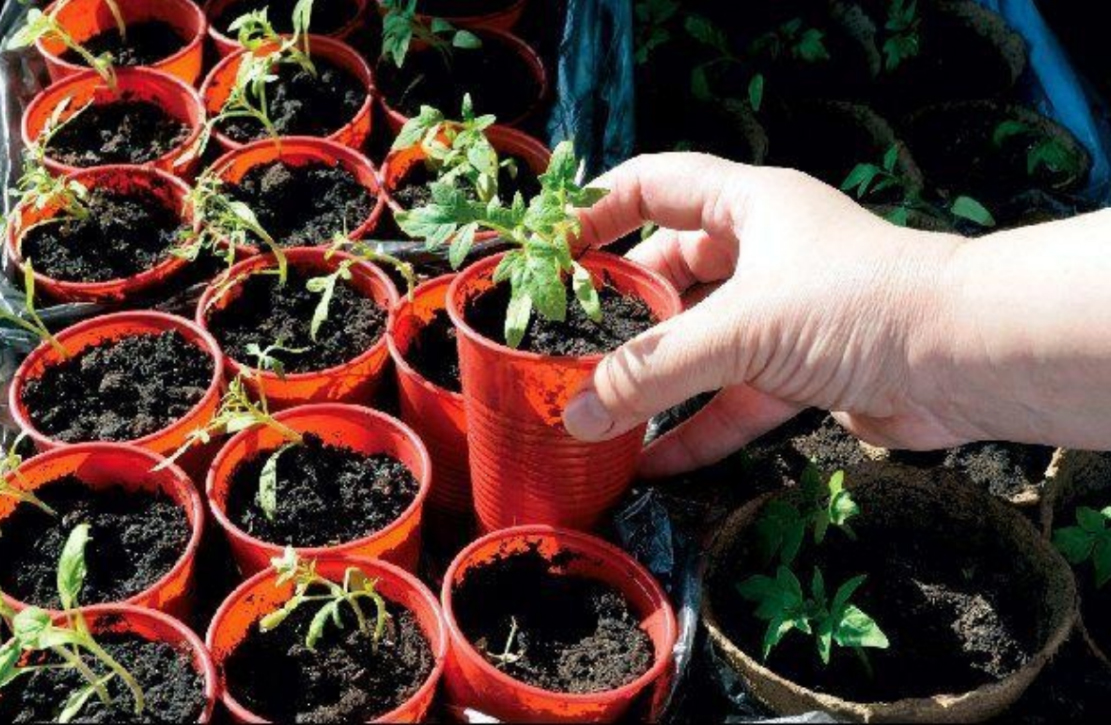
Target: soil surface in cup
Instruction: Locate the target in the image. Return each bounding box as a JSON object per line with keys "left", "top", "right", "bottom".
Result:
{"left": 226, "top": 160, "right": 375, "bottom": 248}
{"left": 224, "top": 433, "right": 419, "bottom": 547}
{"left": 19, "top": 187, "right": 186, "bottom": 284}
{"left": 892, "top": 442, "right": 1056, "bottom": 500}
{"left": 45, "top": 100, "right": 191, "bottom": 168}
{"left": 406, "top": 308, "right": 460, "bottom": 392}
{"left": 0, "top": 477, "right": 189, "bottom": 608}
{"left": 59, "top": 21, "right": 187, "bottom": 67}
{"left": 391, "top": 154, "right": 540, "bottom": 211}
{"left": 20, "top": 331, "right": 214, "bottom": 443}
{"left": 223, "top": 594, "right": 433, "bottom": 720}
{"left": 206, "top": 267, "right": 386, "bottom": 374}
{"left": 0, "top": 631, "right": 207, "bottom": 722}
{"left": 452, "top": 547, "right": 654, "bottom": 693}
{"left": 378, "top": 39, "right": 537, "bottom": 123}
{"left": 216, "top": 57, "right": 366, "bottom": 143}
{"left": 215, "top": 0, "right": 358, "bottom": 35}
{"left": 416, "top": 0, "right": 518, "bottom": 15}
{"left": 466, "top": 281, "right": 657, "bottom": 356}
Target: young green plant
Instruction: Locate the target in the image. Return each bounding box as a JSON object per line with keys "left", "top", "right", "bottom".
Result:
{"left": 1053, "top": 505, "right": 1111, "bottom": 589}
{"left": 0, "top": 433, "right": 57, "bottom": 523}
{"left": 882, "top": 0, "right": 921, "bottom": 72}
{"left": 750, "top": 17, "right": 830, "bottom": 64}
{"left": 7, "top": 5, "right": 118, "bottom": 87}
{"left": 685, "top": 13, "right": 764, "bottom": 112}
{"left": 0, "top": 261, "right": 69, "bottom": 358}
{"left": 634, "top": 0, "right": 679, "bottom": 65}
{"left": 993, "top": 119, "right": 1088, "bottom": 184}
{"left": 245, "top": 339, "right": 309, "bottom": 381}
{"left": 381, "top": 0, "right": 482, "bottom": 68}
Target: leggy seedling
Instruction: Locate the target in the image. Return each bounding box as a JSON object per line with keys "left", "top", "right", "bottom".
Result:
{"left": 0, "top": 433, "right": 58, "bottom": 523}
{"left": 0, "top": 262, "right": 68, "bottom": 358}
{"left": 7, "top": 3, "right": 119, "bottom": 87}
{"left": 308, "top": 238, "right": 416, "bottom": 343}
{"left": 1054, "top": 506, "right": 1111, "bottom": 589}
{"left": 381, "top": 0, "right": 482, "bottom": 69}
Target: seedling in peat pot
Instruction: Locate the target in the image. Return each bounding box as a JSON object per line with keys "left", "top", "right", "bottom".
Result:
{"left": 685, "top": 14, "right": 765, "bottom": 112}
{"left": 7, "top": 4, "right": 119, "bottom": 87}
{"left": 634, "top": 0, "right": 680, "bottom": 65}
{"left": 1054, "top": 506, "right": 1111, "bottom": 589}
{"left": 381, "top": 0, "right": 482, "bottom": 69}
{"left": 0, "top": 525, "right": 146, "bottom": 721}
{"left": 882, "top": 0, "right": 921, "bottom": 72}
{"left": 0, "top": 433, "right": 57, "bottom": 521}
{"left": 756, "top": 465, "right": 860, "bottom": 567}
{"left": 750, "top": 17, "right": 831, "bottom": 64}
{"left": 993, "top": 119, "right": 1088, "bottom": 183}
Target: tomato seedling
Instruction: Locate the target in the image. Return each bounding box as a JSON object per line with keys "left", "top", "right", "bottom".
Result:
{"left": 0, "top": 433, "right": 57, "bottom": 523}
{"left": 634, "top": 0, "right": 679, "bottom": 65}
{"left": 380, "top": 0, "right": 482, "bottom": 69}
{"left": 882, "top": 0, "right": 921, "bottom": 72}
{"left": 0, "top": 261, "right": 68, "bottom": 358}
{"left": 7, "top": 3, "right": 118, "bottom": 88}
{"left": 1054, "top": 505, "right": 1111, "bottom": 589}
{"left": 993, "top": 119, "right": 1088, "bottom": 183}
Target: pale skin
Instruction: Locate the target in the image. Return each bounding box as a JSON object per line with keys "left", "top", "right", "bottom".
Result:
{"left": 561, "top": 152, "right": 1111, "bottom": 477}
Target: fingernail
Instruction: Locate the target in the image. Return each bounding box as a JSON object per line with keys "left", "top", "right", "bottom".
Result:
{"left": 563, "top": 391, "right": 615, "bottom": 441}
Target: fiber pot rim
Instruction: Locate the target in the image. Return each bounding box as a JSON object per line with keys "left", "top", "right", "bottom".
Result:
{"left": 386, "top": 273, "right": 464, "bottom": 402}
{"left": 440, "top": 524, "right": 679, "bottom": 704}
{"left": 203, "top": 0, "right": 369, "bottom": 56}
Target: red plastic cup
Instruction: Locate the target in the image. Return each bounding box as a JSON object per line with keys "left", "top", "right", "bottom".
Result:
{"left": 206, "top": 404, "right": 431, "bottom": 576}
{"left": 446, "top": 252, "right": 682, "bottom": 532}
{"left": 21, "top": 67, "right": 206, "bottom": 178}
{"left": 378, "top": 28, "right": 548, "bottom": 134}
{"left": 374, "top": 0, "right": 527, "bottom": 31}
{"left": 196, "top": 248, "right": 396, "bottom": 410}
{"left": 209, "top": 136, "right": 387, "bottom": 251}
{"left": 35, "top": 0, "right": 208, "bottom": 86}
{"left": 381, "top": 124, "right": 550, "bottom": 243}
{"left": 441, "top": 526, "right": 678, "bottom": 723}
{"left": 206, "top": 554, "right": 446, "bottom": 723}
{"left": 0, "top": 443, "right": 204, "bottom": 619}
{"left": 204, "top": 0, "right": 369, "bottom": 58}
{"left": 200, "top": 35, "right": 374, "bottom": 153}
{"left": 8, "top": 311, "right": 226, "bottom": 482}
{"left": 4, "top": 165, "right": 194, "bottom": 305}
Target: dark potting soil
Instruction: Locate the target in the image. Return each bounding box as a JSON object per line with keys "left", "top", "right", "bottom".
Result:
{"left": 59, "top": 21, "right": 187, "bottom": 68}
{"left": 223, "top": 596, "right": 433, "bottom": 721}
{"left": 215, "top": 0, "right": 358, "bottom": 35}
{"left": 788, "top": 412, "right": 872, "bottom": 473}
{"left": 20, "top": 187, "right": 185, "bottom": 284}
{"left": 225, "top": 434, "right": 419, "bottom": 548}
{"left": 0, "top": 477, "right": 189, "bottom": 609}
{"left": 892, "top": 442, "right": 1055, "bottom": 500}
{"left": 466, "top": 281, "right": 657, "bottom": 356}
{"left": 217, "top": 57, "right": 366, "bottom": 143}
{"left": 407, "top": 308, "right": 461, "bottom": 392}
{"left": 207, "top": 268, "right": 386, "bottom": 374}
{"left": 0, "top": 631, "right": 206, "bottom": 723}
{"left": 452, "top": 548, "right": 654, "bottom": 693}
{"left": 20, "top": 331, "right": 214, "bottom": 443}
{"left": 226, "top": 160, "right": 375, "bottom": 248}
{"left": 46, "top": 100, "right": 191, "bottom": 168}
{"left": 391, "top": 155, "right": 541, "bottom": 212}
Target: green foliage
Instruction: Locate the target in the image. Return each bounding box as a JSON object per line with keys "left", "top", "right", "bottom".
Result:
{"left": 381, "top": 0, "right": 482, "bottom": 69}
{"left": 634, "top": 0, "right": 679, "bottom": 65}
{"left": 949, "top": 195, "right": 996, "bottom": 227}
{"left": 9, "top": 98, "right": 93, "bottom": 232}
{"left": 245, "top": 339, "right": 308, "bottom": 380}
{"left": 1054, "top": 506, "right": 1111, "bottom": 589}
{"left": 756, "top": 465, "right": 860, "bottom": 567}
{"left": 883, "top": 0, "right": 921, "bottom": 72}
{"left": 306, "top": 259, "right": 355, "bottom": 342}
{"left": 751, "top": 18, "right": 830, "bottom": 64}
{"left": 0, "top": 433, "right": 57, "bottom": 524}
{"left": 993, "top": 119, "right": 1087, "bottom": 181}
{"left": 327, "top": 234, "right": 416, "bottom": 300}
{"left": 8, "top": 7, "right": 116, "bottom": 87}
{"left": 0, "top": 260, "right": 69, "bottom": 358}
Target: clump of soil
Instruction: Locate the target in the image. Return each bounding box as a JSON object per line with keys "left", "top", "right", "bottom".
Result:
{"left": 788, "top": 412, "right": 871, "bottom": 473}
{"left": 21, "top": 331, "right": 214, "bottom": 443}
{"left": 206, "top": 267, "right": 386, "bottom": 374}
{"left": 390, "top": 155, "right": 541, "bottom": 212}
{"left": 224, "top": 596, "right": 433, "bottom": 721}
{"left": 46, "top": 101, "right": 191, "bottom": 168}
{"left": 20, "top": 187, "right": 186, "bottom": 284}
{"left": 452, "top": 548, "right": 654, "bottom": 693}
{"left": 406, "top": 309, "right": 461, "bottom": 392}
{"left": 892, "top": 442, "right": 1055, "bottom": 501}
{"left": 226, "top": 160, "right": 374, "bottom": 248}
{"left": 466, "top": 281, "right": 657, "bottom": 356}
{"left": 0, "top": 632, "right": 207, "bottom": 723}
{"left": 215, "top": 0, "right": 358, "bottom": 36}
{"left": 217, "top": 57, "right": 366, "bottom": 143}
{"left": 60, "top": 21, "right": 187, "bottom": 67}
{"left": 225, "top": 434, "right": 419, "bottom": 547}
{"left": 0, "top": 477, "right": 189, "bottom": 609}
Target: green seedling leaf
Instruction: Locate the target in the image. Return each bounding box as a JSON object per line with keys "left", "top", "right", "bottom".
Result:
{"left": 57, "top": 524, "right": 90, "bottom": 612}
{"left": 307, "top": 260, "right": 355, "bottom": 341}
{"left": 1054, "top": 506, "right": 1111, "bottom": 588}
{"left": 748, "top": 74, "right": 765, "bottom": 112}
{"left": 258, "top": 442, "right": 296, "bottom": 523}
{"left": 381, "top": 0, "right": 481, "bottom": 68}
{"left": 59, "top": 674, "right": 115, "bottom": 724}
{"left": 950, "top": 196, "right": 996, "bottom": 228}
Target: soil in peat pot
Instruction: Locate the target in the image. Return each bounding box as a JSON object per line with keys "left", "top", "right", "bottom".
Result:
{"left": 391, "top": 156, "right": 540, "bottom": 211}
{"left": 406, "top": 309, "right": 461, "bottom": 392}
{"left": 0, "top": 477, "right": 189, "bottom": 608}
{"left": 225, "top": 161, "right": 374, "bottom": 248}
{"left": 452, "top": 548, "right": 654, "bottom": 693}
{"left": 466, "top": 281, "right": 657, "bottom": 356}
{"left": 19, "top": 187, "right": 186, "bottom": 284}
{"left": 45, "top": 101, "right": 191, "bottom": 168}
{"left": 59, "top": 21, "right": 187, "bottom": 68}
{"left": 892, "top": 442, "right": 1056, "bottom": 501}
{"left": 20, "top": 332, "right": 214, "bottom": 443}
{"left": 224, "top": 433, "right": 419, "bottom": 547}
{"left": 206, "top": 268, "right": 386, "bottom": 374}
{"left": 0, "top": 631, "right": 206, "bottom": 723}
{"left": 216, "top": 58, "right": 366, "bottom": 144}
{"left": 214, "top": 0, "right": 359, "bottom": 36}
{"left": 223, "top": 597, "right": 433, "bottom": 721}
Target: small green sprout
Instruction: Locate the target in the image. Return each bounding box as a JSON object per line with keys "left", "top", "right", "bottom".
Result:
{"left": 882, "top": 0, "right": 920, "bottom": 72}
{"left": 246, "top": 339, "right": 309, "bottom": 381}
{"left": 993, "top": 119, "right": 1088, "bottom": 183}
{"left": 0, "top": 261, "right": 69, "bottom": 358}
{"left": 841, "top": 144, "right": 909, "bottom": 200}
{"left": 634, "top": 0, "right": 679, "bottom": 65}
{"left": 381, "top": 0, "right": 482, "bottom": 69}
{"left": 306, "top": 259, "right": 354, "bottom": 342}
{"left": 0, "top": 433, "right": 57, "bottom": 522}
{"left": 756, "top": 465, "right": 860, "bottom": 567}
{"left": 1054, "top": 506, "right": 1111, "bottom": 589}
{"left": 750, "top": 17, "right": 830, "bottom": 64}
{"left": 7, "top": 6, "right": 117, "bottom": 88}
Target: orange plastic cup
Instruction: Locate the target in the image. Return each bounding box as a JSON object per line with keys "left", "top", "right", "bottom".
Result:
{"left": 209, "top": 136, "right": 387, "bottom": 251}
{"left": 373, "top": 0, "right": 526, "bottom": 32}
{"left": 200, "top": 35, "right": 374, "bottom": 153}
{"left": 441, "top": 526, "right": 678, "bottom": 723}
{"left": 206, "top": 554, "right": 446, "bottom": 723}
{"left": 447, "top": 251, "right": 682, "bottom": 532}
{"left": 204, "top": 0, "right": 369, "bottom": 58}
{"left": 4, "top": 165, "right": 194, "bottom": 305}
{"left": 8, "top": 311, "right": 226, "bottom": 482}
{"left": 206, "top": 404, "right": 431, "bottom": 576}
{"left": 35, "top": 0, "right": 208, "bottom": 86}
{"left": 196, "top": 248, "right": 396, "bottom": 410}
{"left": 0, "top": 443, "right": 205, "bottom": 619}
{"left": 21, "top": 67, "right": 206, "bottom": 178}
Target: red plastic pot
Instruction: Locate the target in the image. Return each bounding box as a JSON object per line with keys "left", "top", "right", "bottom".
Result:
{"left": 196, "top": 248, "right": 396, "bottom": 409}
{"left": 447, "top": 251, "right": 681, "bottom": 532}
{"left": 204, "top": 0, "right": 368, "bottom": 58}
{"left": 8, "top": 311, "right": 226, "bottom": 482}
{"left": 4, "top": 165, "right": 194, "bottom": 305}
{"left": 209, "top": 136, "right": 387, "bottom": 250}
{"left": 441, "top": 526, "right": 678, "bottom": 722}
{"left": 373, "top": 0, "right": 526, "bottom": 31}
{"left": 200, "top": 35, "right": 374, "bottom": 153}
{"left": 0, "top": 443, "right": 204, "bottom": 619}
{"left": 206, "top": 404, "right": 431, "bottom": 575}
{"left": 379, "top": 28, "right": 547, "bottom": 134}
{"left": 35, "top": 0, "right": 208, "bottom": 86}
{"left": 206, "top": 554, "right": 446, "bottom": 723}
{"left": 21, "top": 67, "right": 206, "bottom": 178}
